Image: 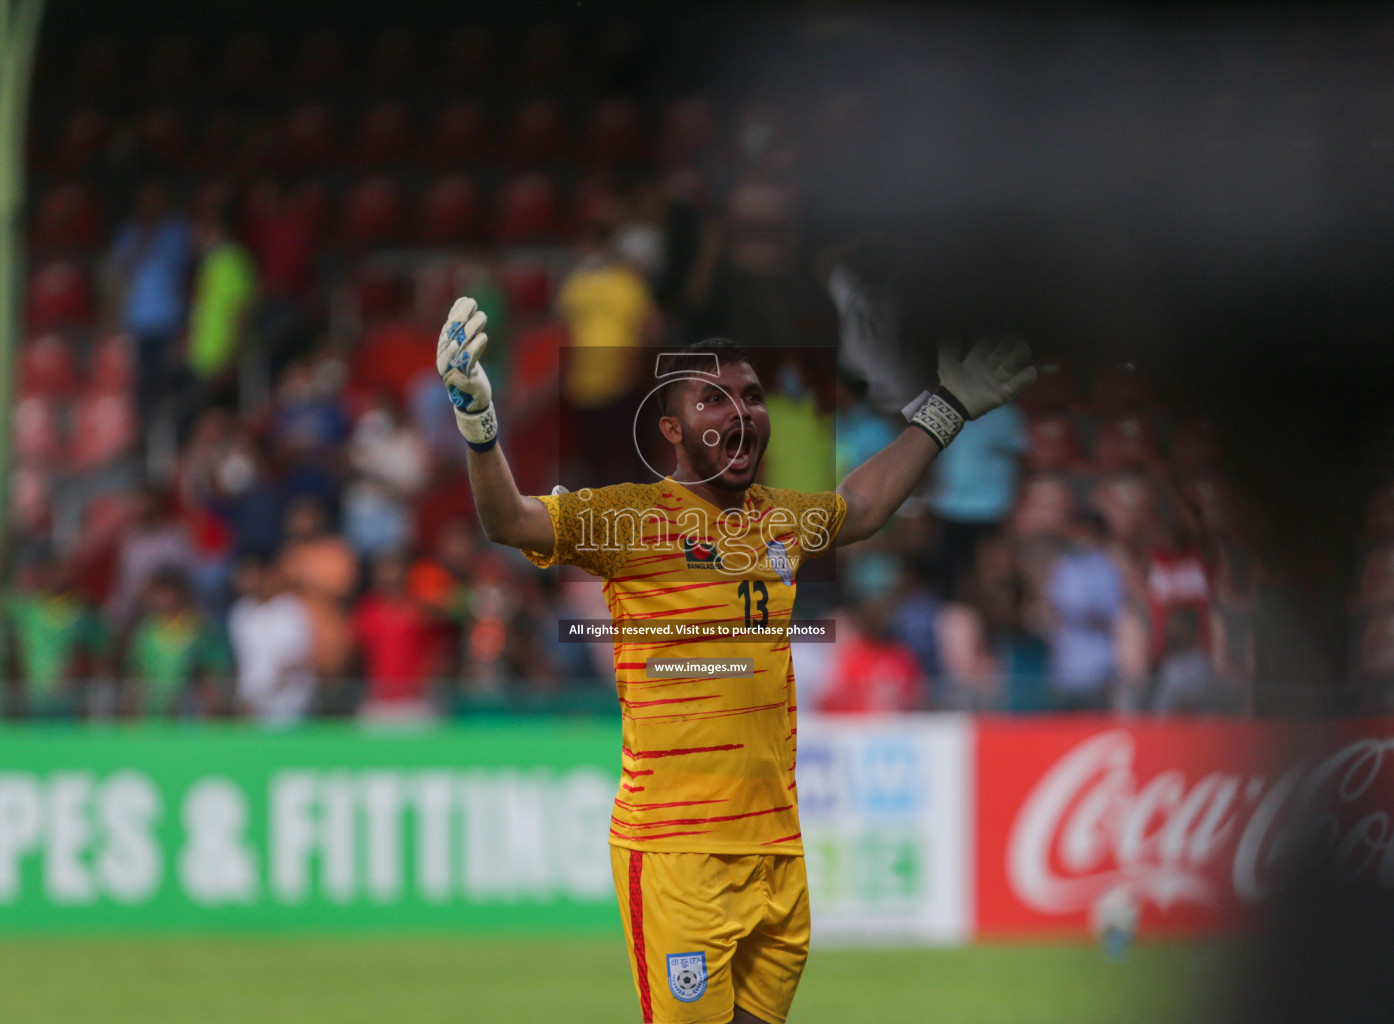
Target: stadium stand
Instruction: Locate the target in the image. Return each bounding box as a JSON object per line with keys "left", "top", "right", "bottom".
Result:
{"left": 8, "top": 18, "right": 1297, "bottom": 723}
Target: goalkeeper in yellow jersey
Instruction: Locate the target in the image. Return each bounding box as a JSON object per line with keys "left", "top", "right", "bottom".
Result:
{"left": 437, "top": 297, "right": 1035, "bottom": 1024}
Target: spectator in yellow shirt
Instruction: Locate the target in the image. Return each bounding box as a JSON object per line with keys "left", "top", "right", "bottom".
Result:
{"left": 557, "top": 225, "right": 660, "bottom": 411}
{"left": 556, "top": 225, "right": 662, "bottom": 480}
{"left": 187, "top": 204, "right": 259, "bottom": 385}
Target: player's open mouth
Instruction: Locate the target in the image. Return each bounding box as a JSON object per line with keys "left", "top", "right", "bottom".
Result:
{"left": 723, "top": 429, "right": 753, "bottom": 472}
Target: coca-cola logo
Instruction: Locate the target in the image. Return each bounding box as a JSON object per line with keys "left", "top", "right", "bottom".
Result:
{"left": 1006, "top": 729, "right": 1394, "bottom": 917}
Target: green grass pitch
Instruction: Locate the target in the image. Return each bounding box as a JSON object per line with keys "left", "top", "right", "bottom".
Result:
{"left": 0, "top": 937, "right": 1228, "bottom": 1024}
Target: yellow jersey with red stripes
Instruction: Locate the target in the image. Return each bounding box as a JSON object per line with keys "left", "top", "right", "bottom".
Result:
{"left": 523, "top": 477, "right": 845, "bottom": 855}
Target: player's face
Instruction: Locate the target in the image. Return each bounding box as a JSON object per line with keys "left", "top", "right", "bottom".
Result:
{"left": 673, "top": 362, "right": 771, "bottom": 490}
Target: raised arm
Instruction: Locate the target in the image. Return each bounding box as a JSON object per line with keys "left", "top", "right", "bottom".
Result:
{"left": 836, "top": 425, "right": 942, "bottom": 545}
{"left": 436, "top": 297, "right": 555, "bottom": 553}
{"left": 466, "top": 446, "right": 554, "bottom": 552}
{"left": 836, "top": 336, "right": 1036, "bottom": 546}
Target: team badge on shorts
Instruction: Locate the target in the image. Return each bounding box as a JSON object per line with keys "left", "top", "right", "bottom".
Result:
{"left": 666, "top": 952, "right": 708, "bottom": 1003}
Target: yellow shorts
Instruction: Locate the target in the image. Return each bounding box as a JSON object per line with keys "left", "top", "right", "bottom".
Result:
{"left": 611, "top": 846, "right": 810, "bottom": 1024}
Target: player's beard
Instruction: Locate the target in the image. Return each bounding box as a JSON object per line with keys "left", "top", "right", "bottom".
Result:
{"left": 682, "top": 422, "right": 764, "bottom": 491}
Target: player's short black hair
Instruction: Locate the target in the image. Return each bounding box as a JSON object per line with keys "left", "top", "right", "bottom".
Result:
{"left": 655, "top": 339, "right": 754, "bottom": 417}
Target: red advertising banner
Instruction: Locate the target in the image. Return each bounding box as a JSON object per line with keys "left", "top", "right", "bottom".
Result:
{"left": 974, "top": 717, "right": 1394, "bottom": 938}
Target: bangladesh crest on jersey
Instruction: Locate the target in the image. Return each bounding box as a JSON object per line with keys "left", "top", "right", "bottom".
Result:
{"left": 666, "top": 952, "right": 707, "bottom": 1002}
{"left": 683, "top": 538, "right": 723, "bottom": 569}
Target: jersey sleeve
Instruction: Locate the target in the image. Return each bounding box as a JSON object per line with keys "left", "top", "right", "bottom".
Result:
{"left": 794, "top": 490, "right": 846, "bottom": 561}
{"left": 520, "top": 483, "right": 651, "bottom": 578}
{"left": 757, "top": 486, "right": 847, "bottom": 562}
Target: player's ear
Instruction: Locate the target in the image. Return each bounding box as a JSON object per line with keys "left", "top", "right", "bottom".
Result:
{"left": 658, "top": 414, "right": 683, "bottom": 444}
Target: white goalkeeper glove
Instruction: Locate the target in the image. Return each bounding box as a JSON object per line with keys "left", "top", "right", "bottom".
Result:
{"left": 436, "top": 296, "right": 498, "bottom": 450}
{"left": 902, "top": 336, "right": 1037, "bottom": 450}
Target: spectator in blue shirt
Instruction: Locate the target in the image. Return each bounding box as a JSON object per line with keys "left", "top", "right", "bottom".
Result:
{"left": 1047, "top": 510, "right": 1127, "bottom": 711}
{"left": 834, "top": 373, "right": 897, "bottom": 480}
{"left": 930, "top": 401, "right": 1027, "bottom": 600}
{"left": 106, "top": 181, "right": 194, "bottom": 416}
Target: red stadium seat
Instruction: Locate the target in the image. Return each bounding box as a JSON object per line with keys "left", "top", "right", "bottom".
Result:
{"left": 1010, "top": 475, "right": 1076, "bottom": 538}
{"left": 14, "top": 396, "right": 61, "bottom": 465}
{"left": 416, "top": 175, "right": 481, "bottom": 245}
{"left": 571, "top": 174, "right": 617, "bottom": 231}
{"left": 281, "top": 103, "right": 336, "bottom": 169}
{"left": 429, "top": 100, "right": 489, "bottom": 165}
{"left": 49, "top": 109, "right": 108, "bottom": 174}
{"left": 245, "top": 178, "right": 329, "bottom": 249}
{"left": 11, "top": 466, "right": 51, "bottom": 534}
{"left": 31, "top": 182, "right": 104, "bottom": 250}
{"left": 495, "top": 173, "right": 562, "bottom": 243}
{"left": 508, "top": 98, "right": 566, "bottom": 166}
{"left": 502, "top": 324, "right": 566, "bottom": 497}
{"left": 1025, "top": 414, "right": 1082, "bottom": 473}
{"left": 70, "top": 392, "right": 138, "bottom": 471}
{"left": 27, "top": 261, "right": 93, "bottom": 330}
{"left": 291, "top": 180, "right": 331, "bottom": 245}
{"left": 83, "top": 491, "right": 136, "bottom": 545}
{"left": 355, "top": 102, "right": 412, "bottom": 166}
{"left": 88, "top": 333, "right": 136, "bottom": 395}
{"left": 137, "top": 107, "right": 190, "bottom": 166}
{"left": 343, "top": 177, "right": 405, "bottom": 246}
{"left": 352, "top": 319, "right": 436, "bottom": 404}
{"left": 355, "top": 265, "right": 408, "bottom": 323}
{"left": 501, "top": 260, "right": 552, "bottom": 316}
{"left": 664, "top": 167, "right": 708, "bottom": 208}
{"left": 662, "top": 97, "right": 717, "bottom": 167}
{"left": 412, "top": 259, "right": 513, "bottom": 322}
{"left": 19, "top": 334, "right": 76, "bottom": 397}
{"left": 1014, "top": 365, "right": 1077, "bottom": 415}
{"left": 1359, "top": 546, "right": 1394, "bottom": 609}
{"left": 412, "top": 262, "right": 458, "bottom": 321}
{"left": 586, "top": 98, "right": 644, "bottom": 165}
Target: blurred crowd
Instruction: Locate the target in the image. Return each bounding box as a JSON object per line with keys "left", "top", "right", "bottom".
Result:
{"left": 18, "top": 20, "right": 1394, "bottom": 723}
{"left": 7, "top": 134, "right": 1263, "bottom": 723}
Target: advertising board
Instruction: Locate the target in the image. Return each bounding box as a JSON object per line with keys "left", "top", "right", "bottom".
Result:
{"left": 975, "top": 718, "right": 1394, "bottom": 938}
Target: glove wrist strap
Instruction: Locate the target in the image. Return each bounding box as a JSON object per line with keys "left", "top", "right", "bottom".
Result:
{"left": 902, "top": 386, "right": 967, "bottom": 450}
{"left": 457, "top": 405, "right": 498, "bottom": 451}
